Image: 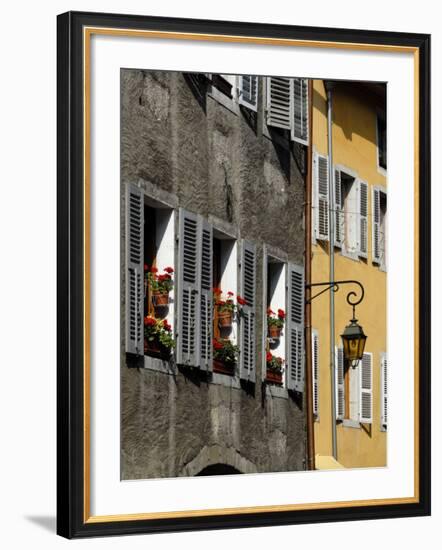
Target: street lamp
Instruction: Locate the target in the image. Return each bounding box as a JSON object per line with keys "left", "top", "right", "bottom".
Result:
{"left": 341, "top": 315, "right": 367, "bottom": 366}
{"left": 307, "top": 279, "right": 367, "bottom": 365}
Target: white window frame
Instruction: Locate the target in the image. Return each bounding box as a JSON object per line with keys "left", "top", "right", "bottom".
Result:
{"left": 262, "top": 246, "right": 289, "bottom": 398}
{"left": 334, "top": 164, "right": 360, "bottom": 261}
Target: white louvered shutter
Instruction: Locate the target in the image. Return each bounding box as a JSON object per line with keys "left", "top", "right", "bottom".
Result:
{"left": 126, "top": 185, "right": 144, "bottom": 355}
{"left": 177, "top": 209, "right": 200, "bottom": 367}
{"left": 291, "top": 78, "right": 309, "bottom": 145}
{"left": 335, "top": 347, "right": 345, "bottom": 420}
{"left": 314, "top": 153, "right": 329, "bottom": 241}
{"left": 381, "top": 353, "right": 388, "bottom": 428}
{"left": 266, "top": 77, "right": 292, "bottom": 131}
{"left": 372, "top": 188, "right": 381, "bottom": 264}
{"left": 334, "top": 169, "right": 343, "bottom": 248}
{"left": 358, "top": 180, "right": 368, "bottom": 258}
{"left": 359, "top": 352, "right": 373, "bottom": 424}
{"left": 199, "top": 219, "right": 213, "bottom": 371}
{"left": 240, "top": 240, "right": 256, "bottom": 383}
{"left": 238, "top": 75, "right": 258, "bottom": 112}
{"left": 287, "top": 263, "right": 304, "bottom": 392}
{"left": 312, "top": 330, "right": 319, "bottom": 416}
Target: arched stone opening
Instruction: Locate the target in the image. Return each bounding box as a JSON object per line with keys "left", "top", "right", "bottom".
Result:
{"left": 196, "top": 463, "right": 242, "bottom": 476}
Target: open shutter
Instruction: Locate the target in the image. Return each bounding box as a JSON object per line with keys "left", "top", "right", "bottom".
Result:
{"left": 291, "top": 78, "right": 309, "bottom": 145}
{"left": 312, "top": 330, "right": 319, "bottom": 416}
{"left": 314, "top": 153, "right": 329, "bottom": 241}
{"left": 381, "top": 353, "right": 388, "bottom": 428}
{"left": 199, "top": 219, "right": 213, "bottom": 371}
{"left": 239, "top": 75, "right": 258, "bottom": 112}
{"left": 359, "top": 352, "right": 373, "bottom": 423}
{"left": 334, "top": 169, "right": 343, "bottom": 248}
{"left": 335, "top": 347, "right": 345, "bottom": 420}
{"left": 177, "top": 209, "right": 200, "bottom": 367}
{"left": 239, "top": 240, "right": 256, "bottom": 383}
{"left": 126, "top": 185, "right": 144, "bottom": 355}
{"left": 287, "top": 263, "right": 304, "bottom": 392}
{"left": 358, "top": 180, "right": 368, "bottom": 258}
{"left": 372, "top": 187, "right": 381, "bottom": 264}
{"left": 266, "top": 77, "right": 292, "bottom": 131}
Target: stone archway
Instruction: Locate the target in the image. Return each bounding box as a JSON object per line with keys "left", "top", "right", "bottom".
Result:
{"left": 179, "top": 445, "right": 258, "bottom": 477}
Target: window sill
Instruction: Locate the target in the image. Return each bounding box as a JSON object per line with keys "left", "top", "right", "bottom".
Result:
{"left": 210, "top": 372, "right": 241, "bottom": 389}
{"left": 341, "top": 419, "right": 360, "bottom": 429}
{"left": 143, "top": 355, "right": 176, "bottom": 375}
{"left": 208, "top": 89, "right": 239, "bottom": 116}
{"left": 340, "top": 248, "right": 361, "bottom": 263}
{"left": 265, "top": 384, "right": 288, "bottom": 399}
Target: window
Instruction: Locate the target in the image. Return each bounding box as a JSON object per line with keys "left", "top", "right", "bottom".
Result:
{"left": 372, "top": 187, "right": 387, "bottom": 269}
{"left": 380, "top": 353, "right": 388, "bottom": 430}
{"left": 125, "top": 184, "right": 175, "bottom": 359}
{"left": 266, "top": 77, "right": 309, "bottom": 145}
{"left": 334, "top": 169, "right": 368, "bottom": 258}
{"left": 262, "top": 249, "right": 305, "bottom": 393}
{"left": 264, "top": 253, "right": 287, "bottom": 388}
{"left": 212, "top": 232, "right": 238, "bottom": 375}
{"left": 208, "top": 74, "right": 259, "bottom": 114}
{"left": 377, "top": 113, "right": 387, "bottom": 171}
{"left": 313, "top": 152, "right": 330, "bottom": 242}
{"left": 336, "top": 348, "right": 373, "bottom": 425}
{"left": 238, "top": 75, "right": 258, "bottom": 112}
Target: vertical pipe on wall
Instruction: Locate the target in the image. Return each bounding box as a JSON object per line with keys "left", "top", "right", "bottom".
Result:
{"left": 326, "top": 81, "right": 338, "bottom": 460}
{"left": 304, "top": 79, "right": 315, "bottom": 470}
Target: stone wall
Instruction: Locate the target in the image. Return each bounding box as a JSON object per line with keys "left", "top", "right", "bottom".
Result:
{"left": 121, "top": 70, "right": 306, "bottom": 479}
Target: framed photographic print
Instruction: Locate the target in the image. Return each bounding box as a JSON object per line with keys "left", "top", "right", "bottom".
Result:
{"left": 57, "top": 10, "right": 431, "bottom": 539}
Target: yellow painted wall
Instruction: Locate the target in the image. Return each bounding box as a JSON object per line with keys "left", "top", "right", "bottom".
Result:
{"left": 312, "top": 80, "right": 387, "bottom": 468}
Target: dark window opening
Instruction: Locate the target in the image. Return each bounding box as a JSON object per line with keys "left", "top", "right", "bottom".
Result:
{"left": 377, "top": 114, "right": 387, "bottom": 170}
{"left": 196, "top": 464, "right": 242, "bottom": 476}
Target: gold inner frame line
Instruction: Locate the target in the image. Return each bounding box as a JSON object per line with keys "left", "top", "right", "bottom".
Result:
{"left": 82, "top": 26, "right": 420, "bottom": 524}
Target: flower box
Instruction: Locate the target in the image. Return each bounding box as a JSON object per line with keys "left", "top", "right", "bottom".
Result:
{"left": 213, "top": 359, "right": 235, "bottom": 375}
{"left": 218, "top": 310, "right": 233, "bottom": 328}
{"left": 144, "top": 337, "right": 171, "bottom": 360}
{"left": 265, "top": 370, "right": 283, "bottom": 385}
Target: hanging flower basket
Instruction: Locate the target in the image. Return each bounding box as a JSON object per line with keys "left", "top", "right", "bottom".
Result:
{"left": 152, "top": 290, "right": 169, "bottom": 307}
{"left": 218, "top": 310, "right": 233, "bottom": 328}
{"left": 268, "top": 325, "right": 282, "bottom": 338}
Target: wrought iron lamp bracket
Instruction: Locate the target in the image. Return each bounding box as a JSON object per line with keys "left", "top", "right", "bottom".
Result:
{"left": 306, "top": 280, "right": 365, "bottom": 318}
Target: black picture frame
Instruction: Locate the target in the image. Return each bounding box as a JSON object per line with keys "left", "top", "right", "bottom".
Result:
{"left": 57, "top": 10, "right": 431, "bottom": 539}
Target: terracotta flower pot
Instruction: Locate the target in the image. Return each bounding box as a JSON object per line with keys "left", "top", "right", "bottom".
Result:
{"left": 268, "top": 325, "right": 282, "bottom": 338}
{"left": 218, "top": 310, "right": 233, "bottom": 328}
{"left": 213, "top": 358, "right": 235, "bottom": 375}
{"left": 266, "top": 369, "right": 283, "bottom": 385}
{"left": 152, "top": 291, "right": 169, "bottom": 307}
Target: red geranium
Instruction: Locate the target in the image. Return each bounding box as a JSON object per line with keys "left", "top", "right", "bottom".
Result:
{"left": 237, "top": 296, "right": 247, "bottom": 306}
{"left": 267, "top": 307, "right": 274, "bottom": 315}
{"left": 213, "top": 339, "right": 224, "bottom": 350}
{"left": 162, "top": 319, "right": 172, "bottom": 331}
{"left": 144, "top": 316, "right": 156, "bottom": 327}
{"left": 227, "top": 291, "right": 234, "bottom": 297}
{"left": 212, "top": 287, "right": 222, "bottom": 295}
{"left": 277, "top": 309, "right": 285, "bottom": 319}
{"left": 164, "top": 267, "right": 174, "bottom": 274}
{"left": 150, "top": 266, "right": 158, "bottom": 274}
{"left": 266, "top": 351, "right": 273, "bottom": 363}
